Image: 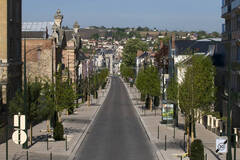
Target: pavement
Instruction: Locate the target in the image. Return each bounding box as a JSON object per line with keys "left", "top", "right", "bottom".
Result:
{"left": 73, "top": 76, "right": 157, "bottom": 160}
{"left": 122, "top": 78, "right": 240, "bottom": 160}
{"left": 0, "top": 77, "right": 112, "bottom": 160}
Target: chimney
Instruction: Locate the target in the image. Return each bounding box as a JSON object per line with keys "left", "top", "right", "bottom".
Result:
{"left": 54, "top": 9, "right": 63, "bottom": 28}
{"left": 172, "top": 34, "right": 175, "bottom": 50}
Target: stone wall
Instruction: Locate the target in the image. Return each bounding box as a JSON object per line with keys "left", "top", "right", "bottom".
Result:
{"left": 21, "top": 39, "right": 53, "bottom": 81}
{"left": 62, "top": 48, "right": 76, "bottom": 83}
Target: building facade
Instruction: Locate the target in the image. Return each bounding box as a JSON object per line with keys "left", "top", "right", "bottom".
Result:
{"left": 0, "top": 0, "right": 22, "bottom": 142}
{"left": 222, "top": 0, "right": 240, "bottom": 134}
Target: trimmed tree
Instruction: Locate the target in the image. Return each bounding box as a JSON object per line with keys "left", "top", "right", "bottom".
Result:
{"left": 179, "top": 55, "right": 216, "bottom": 153}
{"left": 136, "top": 66, "right": 161, "bottom": 111}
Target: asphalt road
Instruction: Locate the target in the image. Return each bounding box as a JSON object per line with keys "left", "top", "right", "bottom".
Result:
{"left": 74, "top": 76, "right": 157, "bottom": 160}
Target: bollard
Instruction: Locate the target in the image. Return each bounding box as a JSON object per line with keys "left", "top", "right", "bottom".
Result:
{"left": 180, "top": 156, "right": 182, "bottom": 160}
{"left": 165, "top": 135, "right": 167, "bottom": 151}
{"left": 65, "top": 135, "right": 68, "bottom": 151}
{"left": 26, "top": 150, "right": 29, "bottom": 160}
{"left": 158, "top": 126, "right": 159, "bottom": 140}
{"left": 47, "top": 134, "right": 49, "bottom": 150}
{"left": 50, "top": 152, "right": 52, "bottom": 160}
{"left": 155, "top": 107, "right": 156, "bottom": 116}
{"left": 205, "top": 153, "right": 207, "bottom": 160}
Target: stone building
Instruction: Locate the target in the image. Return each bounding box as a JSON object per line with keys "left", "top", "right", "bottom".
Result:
{"left": 0, "top": 0, "right": 22, "bottom": 142}
{"left": 22, "top": 9, "right": 83, "bottom": 85}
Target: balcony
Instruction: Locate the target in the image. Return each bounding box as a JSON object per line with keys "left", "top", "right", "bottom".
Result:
{"left": 222, "top": 4, "right": 231, "bottom": 18}
{"left": 232, "top": 0, "right": 240, "bottom": 11}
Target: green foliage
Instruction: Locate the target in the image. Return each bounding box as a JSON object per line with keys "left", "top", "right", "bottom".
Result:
{"left": 190, "top": 139, "right": 204, "bottom": 160}
{"left": 120, "top": 64, "right": 135, "bottom": 81}
{"left": 166, "top": 74, "right": 178, "bottom": 103}
{"left": 179, "top": 55, "right": 216, "bottom": 119}
{"left": 122, "top": 39, "right": 148, "bottom": 67}
{"left": 136, "top": 66, "right": 161, "bottom": 97}
{"left": 91, "top": 33, "right": 99, "bottom": 40}
{"left": 9, "top": 79, "right": 43, "bottom": 123}
{"left": 53, "top": 121, "right": 64, "bottom": 141}
{"left": 55, "top": 78, "right": 76, "bottom": 113}
{"left": 141, "top": 93, "right": 146, "bottom": 101}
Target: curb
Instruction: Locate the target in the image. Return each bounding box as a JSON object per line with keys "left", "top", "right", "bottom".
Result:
{"left": 67, "top": 78, "right": 112, "bottom": 160}
{"left": 120, "top": 78, "right": 161, "bottom": 160}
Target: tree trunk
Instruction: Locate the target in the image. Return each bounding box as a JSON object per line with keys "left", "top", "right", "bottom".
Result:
{"left": 191, "top": 110, "right": 195, "bottom": 142}
{"left": 47, "top": 119, "right": 50, "bottom": 133}
{"left": 187, "top": 125, "right": 190, "bottom": 155}
{"left": 87, "top": 94, "right": 90, "bottom": 106}
{"left": 150, "top": 97, "right": 153, "bottom": 111}
{"left": 191, "top": 119, "right": 195, "bottom": 142}
{"left": 30, "top": 123, "right": 33, "bottom": 145}
{"left": 57, "top": 112, "right": 62, "bottom": 122}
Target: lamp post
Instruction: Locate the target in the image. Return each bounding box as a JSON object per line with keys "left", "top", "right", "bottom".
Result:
{"left": 23, "top": 38, "right": 28, "bottom": 149}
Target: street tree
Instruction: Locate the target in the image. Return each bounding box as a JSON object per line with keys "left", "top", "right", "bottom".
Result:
{"left": 136, "top": 66, "right": 161, "bottom": 111}
{"left": 122, "top": 39, "right": 148, "bottom": 67}
{"left": 166, "top": 74, "right": 178, "bottom": 103}
{"left": 179, "top": 55, "right": 216, "bottom": 153}
{"left": 9, "top": 78, "right": 43, "bottom": 145}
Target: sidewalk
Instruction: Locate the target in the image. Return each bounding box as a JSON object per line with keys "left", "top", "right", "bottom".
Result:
{"left": 122, "top": 79, "right": 240, "bottom": 160}
{"left": 0, "top": 78, "right": 111, "bottom": 160}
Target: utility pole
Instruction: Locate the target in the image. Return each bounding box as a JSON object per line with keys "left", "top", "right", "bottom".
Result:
{"left": 23, "top": 38, "right": 28, "bottom": 149}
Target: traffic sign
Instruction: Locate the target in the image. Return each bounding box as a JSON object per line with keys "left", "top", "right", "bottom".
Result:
{"left": 14, "top": 113, "right": 25, "bottom": 130}
{"left": 216, "top": 137, "right": 228, "bottom": 153}
{"left": 12, "top": 130, "right": 27, "bottom": 145}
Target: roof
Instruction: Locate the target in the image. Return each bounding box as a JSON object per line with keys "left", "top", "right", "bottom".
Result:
{"left": 138, "top": 52, "right": 149, "bottom": 59}
{"left": 22, "top": 31, "right": 48, "bottom": 39}
{"left": 22, "top": 22, "right": 54, "bottom": 35}
{"left": 78, "top": 29, "right": 106, "bottom": 39}
{"left": 77, "top": 52, "right": 88, "bottom": 61}
{"left": 137, "top": 50, "right": 144, "bottom": 57}
{"left": 65, "top": 30, "right": 74, "bottom": 41}
{"left": 197, "top": 38, "right": 222, "bottom": 42}
{"left": 175, "top": 40, "right": 217, "bottom": 55}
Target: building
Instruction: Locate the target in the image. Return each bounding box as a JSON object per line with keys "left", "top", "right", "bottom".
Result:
{"left": 22, "top": 10, "right": 82, "bottom": 85}
{"left": 22, "top": 22, "right": 54, "bottom": 81}
{"left": 168, "top": 37, "right": 240, "bottom": 138}
{"left": 222, "top": 0, "right": 240, "bottom": 139}
{"left": 0, "top": 0, "right": 22, "bottom": 142}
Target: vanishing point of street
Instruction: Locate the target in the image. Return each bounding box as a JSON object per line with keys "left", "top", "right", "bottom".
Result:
{"left": 74, "top": 77, "right": 157, "bottom": 160}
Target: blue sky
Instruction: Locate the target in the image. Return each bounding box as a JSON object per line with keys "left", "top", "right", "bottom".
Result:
{"left": 23, "top": 0, "right": 223, "bottom": 32}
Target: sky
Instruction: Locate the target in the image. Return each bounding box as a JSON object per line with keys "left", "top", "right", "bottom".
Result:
{"left": 23, "top": 0, "right": 223, "bottom": 33}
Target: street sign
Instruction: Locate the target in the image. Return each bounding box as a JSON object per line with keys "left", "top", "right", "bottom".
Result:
{"left": 12, "top": 130, "right": 27, "bottom": 145}
{"left": 14, "top": 113, "right": 25, "bottom": 130}
{"left": 216, "top": 137, "right": 228, "bottom": 153}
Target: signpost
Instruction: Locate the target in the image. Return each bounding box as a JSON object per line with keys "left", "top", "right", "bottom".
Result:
{"left": 12, "top": 113, "right": 27, "bottom": 145}
{"left": 216, "top": 137, "right": 228, "bottom": 153}
{"left": 162, "top": 103, "right": 174, "bottom": 123}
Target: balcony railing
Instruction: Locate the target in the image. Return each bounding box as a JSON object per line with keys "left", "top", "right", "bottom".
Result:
{"left": 232, "top": 0, "right": 240, "bottom": 10}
